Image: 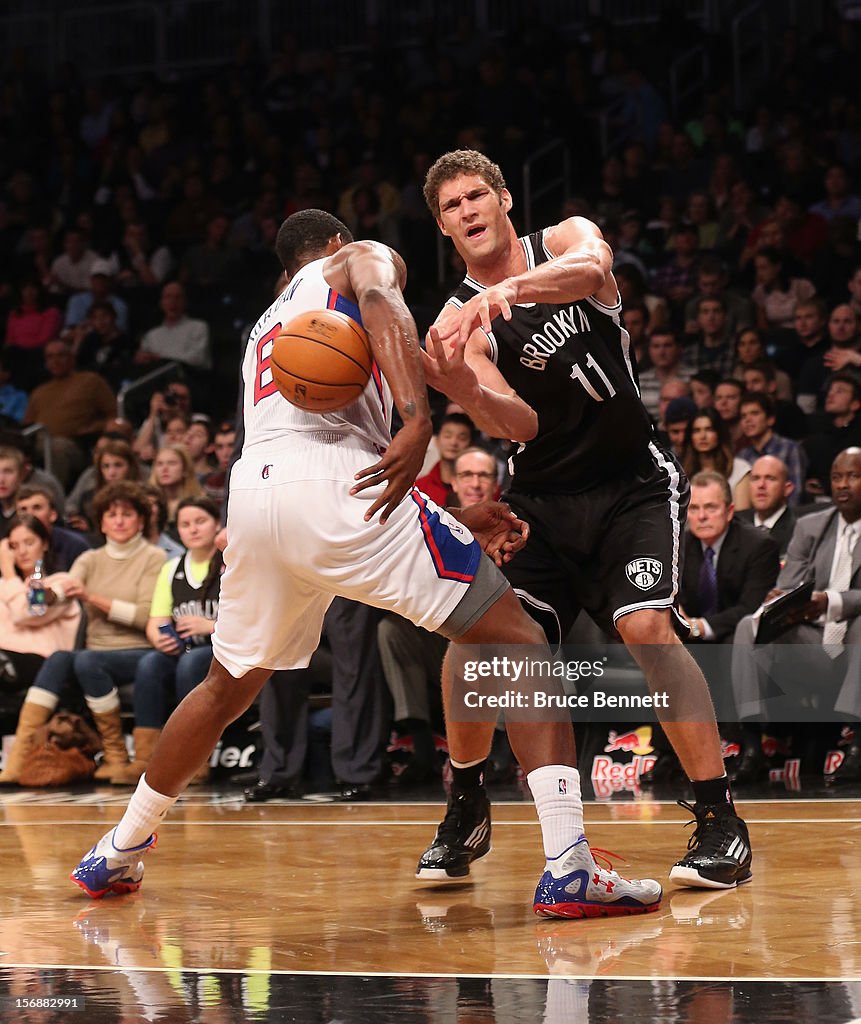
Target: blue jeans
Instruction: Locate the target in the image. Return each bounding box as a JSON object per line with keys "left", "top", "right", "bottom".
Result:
{"left": 33, "top": 648, "right": 152, "bottom": 699}
{"left": 133, "top": 645, "right": 213, "bottom": 728}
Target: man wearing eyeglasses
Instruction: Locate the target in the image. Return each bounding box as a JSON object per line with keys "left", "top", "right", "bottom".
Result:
{"left": 450, "top": 448, "right": 499, "bottom": 507}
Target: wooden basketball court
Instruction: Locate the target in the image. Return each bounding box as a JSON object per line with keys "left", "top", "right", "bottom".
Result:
{"left": 1, "top": 790, "right": 860, "bottom": 1022}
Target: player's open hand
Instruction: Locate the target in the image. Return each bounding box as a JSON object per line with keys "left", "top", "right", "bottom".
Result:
{"left": 351, "top": 420, "right": 431, "bottom": 524}
{"left": 421, "top": 325, "right": 479, "bottom": 401}
{"left": 433, "top": 283, "right": 516, "bottom": 345}
{"left": 451, "top": 501, "right": 530, "bottom": 567}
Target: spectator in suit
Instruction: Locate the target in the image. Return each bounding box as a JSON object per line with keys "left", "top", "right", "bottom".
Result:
{"left": 736, "top": 455, "right": 797, "bottom": 556}
{"left": 642, "top": 471, "right": 780, "bottom": 784}
{"left": 679, "top": 471, "right": 780, "bottom": 645}
{"left": 731, "top": 448, "right": 861, "bottom": 784}
{"left": 737, "top": 393, "right": 806, "bottom": 504}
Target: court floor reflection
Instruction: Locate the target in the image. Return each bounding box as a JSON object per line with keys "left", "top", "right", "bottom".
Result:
{"left": 1, "top": 970, "right": 859, "bottom": 1024}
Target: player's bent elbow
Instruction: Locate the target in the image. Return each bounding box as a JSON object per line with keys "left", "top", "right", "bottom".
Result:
{"left": 511, "top": 411, "right": 538, "bottom": 443}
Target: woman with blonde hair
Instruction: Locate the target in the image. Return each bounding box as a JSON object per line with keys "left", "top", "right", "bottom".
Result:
{"left": 148, "top": 444, "right": 202, "bottom": 538}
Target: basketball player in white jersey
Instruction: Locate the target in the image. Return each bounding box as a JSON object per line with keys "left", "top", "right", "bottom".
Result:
{"left": 71, "top": 210, "right": 661, "bottom": 919}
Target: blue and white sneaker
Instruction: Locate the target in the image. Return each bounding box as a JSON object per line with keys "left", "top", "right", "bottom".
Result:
{"left": 533, "top": 836, "right": 662, "bottom": 919}
{"left": 70, "top": 829, "right": 157, "bottom": 899}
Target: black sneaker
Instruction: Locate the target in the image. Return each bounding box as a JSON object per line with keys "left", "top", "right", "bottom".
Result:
{"left": 415, "top": 786, "right": 491, "bottom": 881}
{"left": 669, "top": 800, "right": 752, "bottom": 890}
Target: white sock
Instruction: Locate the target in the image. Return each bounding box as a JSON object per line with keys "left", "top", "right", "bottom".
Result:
{"left": 527, "top": 765, "right": 585, "bottom": 860}
{"left": 113, "top": 774, "right": 178, "bottom": 850}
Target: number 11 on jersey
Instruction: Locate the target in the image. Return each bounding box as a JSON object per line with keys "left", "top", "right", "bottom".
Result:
{"left": 570, "top": 352, "right": 616, "bottom": 402}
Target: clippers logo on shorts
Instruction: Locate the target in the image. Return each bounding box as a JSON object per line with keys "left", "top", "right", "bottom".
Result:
{"left": 625, "top": 558, "right": 663, "bottom": 591}
{"left": 558, "top": 778, "right": 567, "bottom": 795}
{"left": 262, "top": 464, "right": 272, "bottom": 479}
{"left": 410, "top": 489, "right": 481, "bottom": 583}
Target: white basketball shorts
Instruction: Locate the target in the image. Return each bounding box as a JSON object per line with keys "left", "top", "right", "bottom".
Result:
{"left": 212, "top": 439, "right": 507, "bottom": 677}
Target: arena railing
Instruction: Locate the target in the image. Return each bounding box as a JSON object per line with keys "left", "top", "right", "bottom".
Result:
{"left": 116, "top": 362, "right": 180, "bottom": 422}
{"left": 20, "top": 423, "right": 53, "bottom": 479}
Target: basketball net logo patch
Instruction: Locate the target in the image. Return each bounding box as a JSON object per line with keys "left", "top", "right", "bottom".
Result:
{"left": 558, "top": 779, "right": 567, "bottom": 795}
{"left": 625, "top": 558, "right": 663, "bottom": 591}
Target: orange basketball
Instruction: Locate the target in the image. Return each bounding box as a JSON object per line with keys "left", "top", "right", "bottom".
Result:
{"left": 271, "top": 309, "right": 372, "bottom": 413}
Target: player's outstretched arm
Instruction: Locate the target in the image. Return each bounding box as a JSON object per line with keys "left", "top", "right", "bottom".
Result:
{"left": 422, "top": 324, "right": 538, "bottom": 442}
{"left": 328, "top": 241, "right": 433, "bottom": 523}
{"left": 435, "top": 217, "right": 616, "bottom": 345}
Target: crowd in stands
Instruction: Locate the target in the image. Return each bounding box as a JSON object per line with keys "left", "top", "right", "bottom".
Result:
{"left": 0, "top": 11, "right": 861, "bottom": 793}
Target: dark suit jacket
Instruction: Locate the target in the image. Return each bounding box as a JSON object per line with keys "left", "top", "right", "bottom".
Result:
{"left": 680, "top": 519, "right": 781, "bottom": 642}
{"left": 735, "top": 506, "right": 796, "bottom": 557}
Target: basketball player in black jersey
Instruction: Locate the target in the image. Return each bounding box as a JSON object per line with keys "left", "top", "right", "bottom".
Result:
{"left": 417, "top": 150, "right": 752, "bottom": 891}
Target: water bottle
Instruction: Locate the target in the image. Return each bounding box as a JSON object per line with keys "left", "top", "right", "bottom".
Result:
{"left": 28, "top": 559, "right": 47, "bottom": 617}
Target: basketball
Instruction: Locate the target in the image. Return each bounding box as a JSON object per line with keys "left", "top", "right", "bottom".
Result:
{"left": 271, "top": 309, "right": 372, "bottom": 413}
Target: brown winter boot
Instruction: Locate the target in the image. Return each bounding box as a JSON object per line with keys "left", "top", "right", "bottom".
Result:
{"left": 110, "top": 727, "right": 162, "bottom": 785}
{"left": 0, "top": 702, "right": 54, "bottom": 784}
{"left": 91, "top": 709, "right": 131, "bottom": 781}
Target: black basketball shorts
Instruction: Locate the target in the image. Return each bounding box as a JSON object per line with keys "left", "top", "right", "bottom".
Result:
{"left": 502, "top": 442, "right": 690, "bottom": 644}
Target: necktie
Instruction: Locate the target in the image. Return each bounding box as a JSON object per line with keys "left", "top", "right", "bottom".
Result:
{"left": 823, "top": 526, "right": 855, "bottom": 656}
{"left": 698, "top": 546, "right": 718, "bottom": 618}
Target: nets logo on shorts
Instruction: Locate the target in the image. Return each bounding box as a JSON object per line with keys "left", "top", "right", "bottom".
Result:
{"left": 625, "top": 558, "right": 663, "bottom": 591}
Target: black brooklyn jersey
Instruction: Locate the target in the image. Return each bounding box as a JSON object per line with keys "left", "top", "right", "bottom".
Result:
{"left": 447, "top": 228, "right": 654, "bottom": 494}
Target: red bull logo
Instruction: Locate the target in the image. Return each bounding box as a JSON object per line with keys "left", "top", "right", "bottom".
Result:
{"left": 720, "top": 740, "right": 741, "bottom": 759}
{"left": 768, "top": 758, "right": 801, "bottom": 790}
{"left": 590, "top": 754, "right": 657, "bottom": 799}
{"left": 603, "top": 726, "right": 653, "bottom": 756}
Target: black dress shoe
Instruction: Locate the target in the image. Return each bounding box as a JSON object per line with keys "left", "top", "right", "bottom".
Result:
{"left": 243, "top": 779, "right": 301, "bottom": 802}
{"left": 639, "top": 751, "right": 684, "bottom": 787}
{"left": 728, "top": 751, "right": 767, "bottom": 786}
{"left": 825, "top": 744, "right": 861, "bottom": 786}
{"left": 339, "top": 782, "right": 384, "bottom": 802}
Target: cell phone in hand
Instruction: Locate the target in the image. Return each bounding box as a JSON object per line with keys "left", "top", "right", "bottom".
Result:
{"left": 158, "top": 623, "right": 185, "bottom": 650}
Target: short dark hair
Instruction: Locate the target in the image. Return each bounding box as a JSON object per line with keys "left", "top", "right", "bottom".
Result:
{"left": 423, "top": 150, "right": 507, "bottom": 217}
{"left": 275, "top": 210, "right": 353, "bottom": 276}
{"left": 716, "top": 377, "right": 743, "bottom": 394}
{"left": 438, "top": 412, "right": 476, "bottom": 442}
{"left": 16, "top": 484, "right": 56, "bottom": 510}
{"left": 697, "top": 294, "right": 727, "bottom": 314}
{"left": 828, "top": 371, "right": 861, "bottom": 403}
{"left": 743, "top": 359, "right": 777, "bottom": 382}
{"left": 691, "top": 369, "right": 720, "bottom": 390}
{"left": 92, "top": 481, "right": 150, "bottom": 533}
{"left": 740, "top": 391, "right": 775, "bottom": 417}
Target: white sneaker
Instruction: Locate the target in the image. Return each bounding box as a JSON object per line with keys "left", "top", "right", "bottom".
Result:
{"left": 533, "top": 836, "right": 662, "bottom": 918}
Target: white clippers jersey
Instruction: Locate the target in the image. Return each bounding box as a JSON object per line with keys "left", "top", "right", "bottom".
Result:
{"left": 238, "top": 256, "right": 393, "bottom": 455}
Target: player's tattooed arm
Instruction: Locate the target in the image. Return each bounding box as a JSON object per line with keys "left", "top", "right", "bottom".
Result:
{"left": 335, "top": 241, "right": 433, "bottom": 522}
